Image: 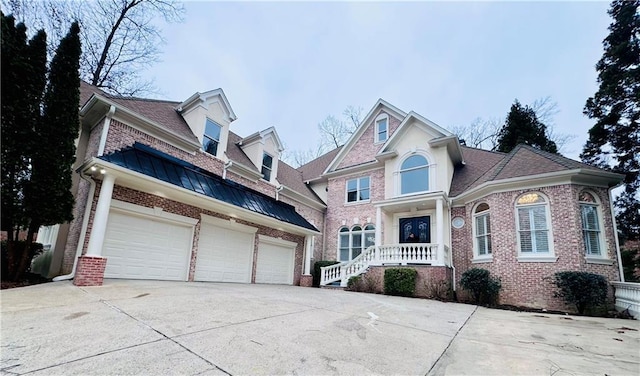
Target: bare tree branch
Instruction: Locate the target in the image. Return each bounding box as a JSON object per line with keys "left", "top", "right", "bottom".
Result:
{"left": 2, "top": 0, "right": 185, "bottom": 96}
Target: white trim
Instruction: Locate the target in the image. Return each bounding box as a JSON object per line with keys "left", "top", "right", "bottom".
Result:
{"left": 258, "top": 234, "right": 297, "bottom": 248}
{"left": 395, "top": 150, "right": 434, "bottom": 197}
{"left": 374, "top": 113, "right": 389, "bottom": 144}
{"left": 345, "top": 176, "right": 371, "bottom": 204}
{"left": 517, "top": 256, "right": 559, "bottom": 263}
{"left": 201, "top": 214, "right": 258, "bottom": 234}
{"left": 585, "top": 256, "right": 615, "bottom": 265}
{"left": 578, "top": 189, "right": 606, "bottom": 258}
{"left": 472, "top": 202, "right": 492, "bottom": 259}
{"left": 279, "top": 185, "right": 327, "bottom": 210}
{"left": 515, "top": 191, "right": 555, "bottom": 258}
{"left": 472, "top": 257, "right": 493, "bottom": 264}
{"left": 111, "top": 200, "right": 199, "bottom": 226}
{"left": 97, "top": 105, "right": 115, "bottom": 156}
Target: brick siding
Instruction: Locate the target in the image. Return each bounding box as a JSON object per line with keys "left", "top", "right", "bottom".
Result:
{"left": 73, "top": 256, "right": 107, "bottom": 286}
{"left": 451, "top": 184, "right": 621, "bottom": 311}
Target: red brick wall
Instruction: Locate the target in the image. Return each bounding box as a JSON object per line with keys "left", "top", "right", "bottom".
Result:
{"left": 324, "top": 168, "right": 385, "bottom": 260}
{"left": 451, "top": 184, "right": 621, "bottom": 311}
{"left": 85, "top": 185, "right": 306, "bottom": 285}
{"left": 337, "top": 110, "right": 401, "bottom": 170}
{"left": 362, "top": 266, "right": 452, "bottom": 298}
{"left": 73, "top": 255, "right": 107, "bottom": 286}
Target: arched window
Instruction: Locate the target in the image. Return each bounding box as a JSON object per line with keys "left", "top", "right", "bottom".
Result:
{"left": 579, "top": 191, "right": 602, "bottom": 256}
{"left": 516, "top": 193, "right": 551, "bottom": 254}
{"left": 400, "top": 155, "right": 429, "bottom": 195}
{"left": 338, "top": 225, "right": 376, "bottom": 261}
{"left": 473, "top": 203, "right": 491, "bottom": 258}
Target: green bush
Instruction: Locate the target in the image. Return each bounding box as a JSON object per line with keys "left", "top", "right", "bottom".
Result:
{"left": 460, "top": 268, "right": 501, "bottom": 305}
{"left": 1, "top": 240, "right": 44, "bottom": 280}
{"left": 553, "top": 271, "right": 608, "bottom": 315}
{"left": 384, "top": 268, "right": 417, "bottom": 297}
{"left": 312, "top": 260, "right": 340, "bottom": 287}
{"left": 31, "top": 249, "right": 53, "bottom": 277}
{"left": 621, "top": 247, "right": 640, "bottom": 282}
{"left": 347, "top": 275, "right": 362, "bottom": 291}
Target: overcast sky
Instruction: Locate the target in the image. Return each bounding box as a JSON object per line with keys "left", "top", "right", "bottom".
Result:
{"left": 143, "top": 1, "right": 612, "bottom": 162}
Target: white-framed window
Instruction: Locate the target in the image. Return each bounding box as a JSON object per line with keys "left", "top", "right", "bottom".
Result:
{"left": 473, "top": 203, "right": 492, "bottom": 258}
{"left": 261, "top": 152, "right": 273, "bottom": 181}
{"left": 579, "top": 191, "right": 602, "bottom": 256}
{"left": 203, "top": 118, "right": 222, "bottom": 156}
{"left": 516, "top": 192, "right": 552, "bottom": 255}
{"left": 400, "top": 155, "right": 429, "bottom": 195}
{"left": 338, "top": 224, "right": 375, "bottom": 261}
{"left": 346, "top": 176, "right": 370, "bottom": 203}
{"left": 375, "top": 115, "right": 388, "bottom": 143}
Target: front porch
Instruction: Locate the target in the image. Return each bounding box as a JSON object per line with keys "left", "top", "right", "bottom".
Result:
{"left": 320, "top": 243, "right": 450, "bottom": 287}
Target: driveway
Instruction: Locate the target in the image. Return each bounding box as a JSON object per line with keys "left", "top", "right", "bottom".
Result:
{"left": 1, "top": 280, "right": 638, "bottom": 375}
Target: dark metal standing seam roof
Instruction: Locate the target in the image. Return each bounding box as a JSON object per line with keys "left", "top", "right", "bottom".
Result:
{"left": 99, "top": 143, "right": 319, "bottom": 232}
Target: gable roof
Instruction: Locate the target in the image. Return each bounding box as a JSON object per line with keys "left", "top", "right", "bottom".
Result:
{"left": 177, "top": 88, "right": 237, "bottom": 122}
{"left": 324, "top": 99, "right": 406, "bottom": 174}
{"left": 276, "top": 161, "right": 324, "bottom": 205}
{"left": 451, "top": 144, "right": 621, "bottom": 197}
{"left": 99, "top": 142, "right": 318, "bottom": 232}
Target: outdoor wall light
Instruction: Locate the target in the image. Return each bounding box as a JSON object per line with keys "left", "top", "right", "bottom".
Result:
{"left": 100, "top": 168, "right": 107, "bottom": 174}
{"left": 90, "top": 166, "right": 97, "bottom": 172}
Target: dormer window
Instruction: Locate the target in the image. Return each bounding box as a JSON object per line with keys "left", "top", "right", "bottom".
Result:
{"left": 261, "top": 152, "right": 273, "bottom": 181}
{"left": 376, "top": 116, "right": 388, "bottom": 143}
{"left": 203, "top": 118, "right": 221, "bottom": 156}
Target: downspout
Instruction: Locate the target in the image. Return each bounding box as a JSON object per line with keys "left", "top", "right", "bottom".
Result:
{"left": 52, "top": 172, "right": 97, "bottom": 281}
{"left": 275, "top": 185, "right": 284, "bottom": 201}
{"left": 609, "top": 187, "right": 625, "bottom": 282}
{"left": 448, "top": 198, "right": 456, "bottom": 292}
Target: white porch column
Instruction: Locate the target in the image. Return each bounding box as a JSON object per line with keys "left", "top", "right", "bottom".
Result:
{"left": 86, "top": 173, "right": 116, "bottom": 256}
{"left": 375, "top": 207, "right": 382, "bottom": 262}
{"left": 303, "top": 235, "right": 312, "bottom": 275}
{"left": 436, "top": 198, "right": 444, "bottom": 265}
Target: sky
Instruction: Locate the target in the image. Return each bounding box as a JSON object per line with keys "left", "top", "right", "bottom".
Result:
{"left": 143, "top": 1, "right": 612, "bottom": 162}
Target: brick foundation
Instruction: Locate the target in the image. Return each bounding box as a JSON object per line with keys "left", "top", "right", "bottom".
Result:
{"left": 74, "top": 256, "right": 107, "bottom": 286}
{"left": 300, "top": 274, "right": 313, "bottom": 287}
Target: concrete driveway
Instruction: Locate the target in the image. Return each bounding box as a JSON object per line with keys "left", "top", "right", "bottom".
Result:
{"left": 1, "top": 280, "right": 639, "bottom": 375}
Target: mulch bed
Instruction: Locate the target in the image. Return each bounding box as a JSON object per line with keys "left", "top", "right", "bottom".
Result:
{"left": 1, "top": 273, "right": 51, "bottom": 290}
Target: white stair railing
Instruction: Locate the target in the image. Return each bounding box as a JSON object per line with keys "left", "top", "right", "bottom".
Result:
{"left": 319, "top": 243, "right": 448, "bottom": 287}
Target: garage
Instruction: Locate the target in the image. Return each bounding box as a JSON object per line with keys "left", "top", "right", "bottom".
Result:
{"left": 255, "top": 235, "right": 296, "bottom": 285}
{"left": 102, "top": 202, "right": 196, "bottom": 281}
{"left": 194, "top": 215, "right": 256, "bottom": 283}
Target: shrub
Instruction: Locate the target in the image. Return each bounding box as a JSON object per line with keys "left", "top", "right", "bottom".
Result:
{"left": 362, "top": 272, "right": 382, "bottom": 294}
{"left": 425, "top": 278, "right": 452, "bottom": 301}
{"left": 460, "top": 268, "right": 501, "bottom": 305}
{"left": 31, "top": 249, "right": 53, "bottom": 278}
{"left": 312, "top": 260, "right": 340, "bottom": 287}
{"left": 384, "top": 268, "right": 417, "bottom": 297}
{"left": 553, "top": 271, "right": 608, "bottom": 315}
{"left": 1, "top": 241, "right": 44, "bottom": 280}
{"left": 347, "top": 275, "right": 362, "bottom": 291}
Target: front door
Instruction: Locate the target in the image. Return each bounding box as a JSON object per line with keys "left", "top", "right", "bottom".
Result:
{"left": 399, "top": 216, "right": 431, "bottom": 243}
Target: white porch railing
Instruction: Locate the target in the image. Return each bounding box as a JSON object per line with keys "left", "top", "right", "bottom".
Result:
{"left": 320, "top": 243, "right": 450, "bottom": 287}
{"left": 611, "top": 281, "right": 640, "bottom": 320}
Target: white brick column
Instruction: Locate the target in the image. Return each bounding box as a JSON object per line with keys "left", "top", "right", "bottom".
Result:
{"left": 436, "top": 198, "right": 444, "bottom": 265}
{"left": 375, "top": 207, "right": 382, "bottom": 262}
{"left": 86, "top": 173, "right": 115, "bottom": 256}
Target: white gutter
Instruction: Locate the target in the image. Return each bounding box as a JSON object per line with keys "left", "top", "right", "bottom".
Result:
{"left": 52, "top": 171, "right": 97, "bottom": 281}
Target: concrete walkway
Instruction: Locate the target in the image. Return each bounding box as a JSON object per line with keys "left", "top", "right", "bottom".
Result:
{"left": 1, "top": 280, "right": 638, "bottom": 375}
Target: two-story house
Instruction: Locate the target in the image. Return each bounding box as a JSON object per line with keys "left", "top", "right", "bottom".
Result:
{"left": 41, "top": 82, "right": 624, "bottom": 311}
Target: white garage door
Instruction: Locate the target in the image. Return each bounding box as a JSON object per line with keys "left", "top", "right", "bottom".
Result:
{"left": 195, "top": 217, "right": 256, "bottom": 283}
{"left": 255, "top": 236, "right": 296, "bottom": 285}
{"left": 102, "top": 209, "right": 194, "bottom": 280}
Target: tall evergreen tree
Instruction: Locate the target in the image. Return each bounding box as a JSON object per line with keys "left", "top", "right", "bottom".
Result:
{"left": 581, "top": 0, "right": 640, "bottom": 240}
{"left": 496, "top": 100, "right": 558, "bottom": 154}
{"left": 1, "top": 15, "right": 81, "bottom": 280}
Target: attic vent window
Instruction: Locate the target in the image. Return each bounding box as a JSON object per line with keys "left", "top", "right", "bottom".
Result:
{"left": 262, "top": 152, "right": 273, "bottom": 181}
{"left": 376, "top": 117, "right": 388, "bottom": 143}
{"left": 203, "top": 118, "right": 221, "bottom": 156}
